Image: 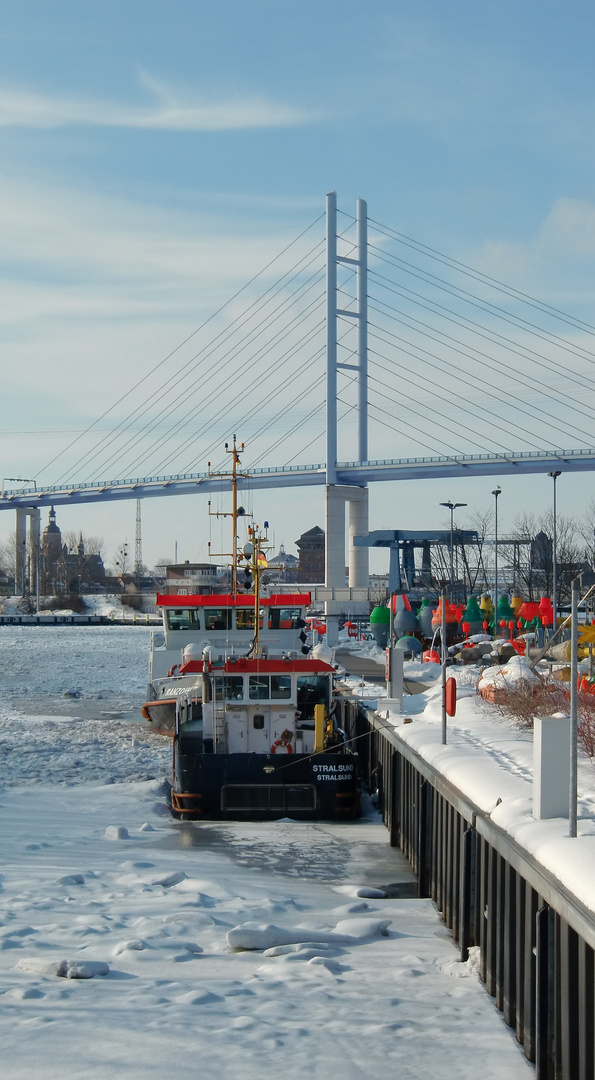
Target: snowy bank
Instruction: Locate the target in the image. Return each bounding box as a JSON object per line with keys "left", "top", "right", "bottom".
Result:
{"left": 377, "top": 674, "right": 595, "bottom": 917}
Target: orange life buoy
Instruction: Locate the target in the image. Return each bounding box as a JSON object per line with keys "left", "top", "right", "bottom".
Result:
{"left": 167, "top": 664, "right": 179, "bottom": 677}
{"left": 270, "top": 728, "right": 293, "bottom": 754}
{"left": 270, "top": 740, "right": 292, "bottom": 754}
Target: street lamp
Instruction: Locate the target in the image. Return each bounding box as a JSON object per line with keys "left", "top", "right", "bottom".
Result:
{"left": 439, "top": 501, "right": 467, "bottom": 594}
{"left": 548, "top": 471, "right": 561, "bottom": 631}
{"left": 492, "top": 487, "right": 502, "bottom": 634}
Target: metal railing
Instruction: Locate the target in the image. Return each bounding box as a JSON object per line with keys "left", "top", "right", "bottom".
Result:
{"left": 340, "top": 701, "right": 595, "bottom": 1080}
{"left": 3, "top": 449, "right": 595, "bottom": 500}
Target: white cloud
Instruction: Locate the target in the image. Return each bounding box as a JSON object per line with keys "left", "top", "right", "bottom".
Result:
{"left": 471, "top": 198, "right": 595, "bottom": 307}
{"left": 0, "top": 174, "right": 318, "bottom": 290}
{"left": 0, "top": 76, "right": 310, "bottom": 131}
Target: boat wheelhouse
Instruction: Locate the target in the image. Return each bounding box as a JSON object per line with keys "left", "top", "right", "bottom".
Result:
{"left": 143, "top": 592, "right": 312, "bottom": 735}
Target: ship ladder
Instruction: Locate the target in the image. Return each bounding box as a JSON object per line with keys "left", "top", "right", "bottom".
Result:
{"left": 213, "top": 702, "right": 227, "bottom": 753}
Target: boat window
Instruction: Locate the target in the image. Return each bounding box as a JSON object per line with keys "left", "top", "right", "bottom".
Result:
{"left": 267, "top": 607, "right": 304, "bottom": 630}
{"left": 204, "top": 608, "right": 232, "bottom": 631}
{"left": 213, "top": 676, "right": 245, "bottom": 701}
{"left": 296, "top": 675, "right": 330, "bottom": 722}
{"left": 236, "top": 609, "right": 255, "bottom": 630}
{"left": 270, "top": 675, "right": 291, "bottom": 699}
{"left": 249, "top": 675, "right": 270, "bottom": 700}
{"left": 165, "top": 609, "right": 201, "bottom": 631}
{"left": 253, "top": 714, "right": 265, "bottom": 730}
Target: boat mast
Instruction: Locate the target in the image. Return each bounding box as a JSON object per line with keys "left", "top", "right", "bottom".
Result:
{"left": 248, "top": 520, "right": 269, "bottom": 657}
{"left": 207, "top": 434, "right": 247, "bottom": 596}
{"left": 229, "top": 435, "right": 240, "bottom": 595}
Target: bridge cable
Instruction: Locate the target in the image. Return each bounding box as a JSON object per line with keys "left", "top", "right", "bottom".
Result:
{"left": 367, "top": 320, "right": 592, "bottom": 447}
{"left": 367, "top": 282, "right": 595, "bottom": 425}
{"left": 53, "top": 249, "right": 327, "bottom": 484}
{"left": 368, "top": 218, "right": 595, "bottom": 337}
{"left": 37, "top": 211, "right": 325, "bottom": 480}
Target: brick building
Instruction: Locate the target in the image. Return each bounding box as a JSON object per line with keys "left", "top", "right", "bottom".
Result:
{"left": 295, "top": 526, "right": 325, "bottom": 583}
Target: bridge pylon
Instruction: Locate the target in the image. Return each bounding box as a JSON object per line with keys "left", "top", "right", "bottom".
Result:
{"left": 325, "top": 193, "right": 370, "bottom": 642}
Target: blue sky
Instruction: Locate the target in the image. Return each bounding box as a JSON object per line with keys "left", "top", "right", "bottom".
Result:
{"left": 1, "top": 1, "right": 595, "bottom": 571}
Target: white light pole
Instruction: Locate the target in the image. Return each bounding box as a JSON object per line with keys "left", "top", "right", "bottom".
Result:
{"left": 492, "top": 487, "right": 502, "bottom": 635}
{"left": 439, "top": 501, "right": 467, "bottom": 596}
{"left": 548, "top": 471, "right": 561, "bottom": 632}
{"left": 570, "top": 575, "right": 579, "bottom": 838}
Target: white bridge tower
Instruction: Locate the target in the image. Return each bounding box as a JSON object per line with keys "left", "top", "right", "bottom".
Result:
{"left": 325, "top": 193, "right": 370, "bottom": 644}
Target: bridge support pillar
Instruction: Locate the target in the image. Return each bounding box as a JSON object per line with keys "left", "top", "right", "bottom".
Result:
{"left": 15, "top": 507, "right": 40, "bottom": 598}
{"left": 325, "top": 485, "right": 369, "bottom": 645}
{"left": 388, "top": 545, "right": 401, "bottom": 593}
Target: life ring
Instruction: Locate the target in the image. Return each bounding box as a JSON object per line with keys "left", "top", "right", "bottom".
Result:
{"left": 270, "top": 729, "right": 293, "bottom": 754}
{"left": 167, "top": 664, "right": 179, "bottom": 677}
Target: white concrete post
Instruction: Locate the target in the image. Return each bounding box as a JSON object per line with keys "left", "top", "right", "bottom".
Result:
{"left": 533, "top": 715, "right": 570, "bottom": 819}
{"left": 385, "top": 646, "right": 403, "bottom": 712}
{"left": 348, "top": 486, "right": 369, "bottom": 588}
{"left": 325, "top": 484, "right": 370, "bottom": 645}
{"left": 15, "top": 509, "right": 27, "bottom": 596}
{"left": 325, "top": 485, "right": 345, "bottom": 645}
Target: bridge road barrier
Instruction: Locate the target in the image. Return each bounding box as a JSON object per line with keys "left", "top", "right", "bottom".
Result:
{"left": 336, "top": 698, "right": 595, "bottom": 1080}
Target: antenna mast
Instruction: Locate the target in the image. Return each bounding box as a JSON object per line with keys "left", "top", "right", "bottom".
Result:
{"left": 207, "top": 435, "right": 248, "bottom": 595}
{"left": 134, "top": 498, "right": 142, "bottom": 586}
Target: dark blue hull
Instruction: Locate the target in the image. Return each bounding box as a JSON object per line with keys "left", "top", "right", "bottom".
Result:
{"left": 171, "top": 741, "right": 360, "bottom": 820}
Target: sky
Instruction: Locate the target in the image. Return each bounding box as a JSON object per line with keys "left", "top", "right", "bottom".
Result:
{"left": 2, "top": 0, "right": 595, "bottom": 573}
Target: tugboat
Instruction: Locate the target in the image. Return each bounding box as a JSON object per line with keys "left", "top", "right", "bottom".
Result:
{"left": 142, "top": 438, "right": 360, "bottom": 820}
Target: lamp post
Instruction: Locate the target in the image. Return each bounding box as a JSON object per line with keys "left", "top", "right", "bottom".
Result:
{"left": 548, "top": 471, "right": 561, "bottom": 632}
{"left": 492, "top": 487, "right": 502, "bottom": 634}
{"left": 439, "top": 501, "right": 467, "bottom": 596}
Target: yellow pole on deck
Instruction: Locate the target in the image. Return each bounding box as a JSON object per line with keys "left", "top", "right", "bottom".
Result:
{"left": 314, "top": 704, "right": 326, "bottom": 754}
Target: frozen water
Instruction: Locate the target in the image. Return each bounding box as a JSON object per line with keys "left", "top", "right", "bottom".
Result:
{"left": 0, "top": 626, "right": 533, "bottom": 1079}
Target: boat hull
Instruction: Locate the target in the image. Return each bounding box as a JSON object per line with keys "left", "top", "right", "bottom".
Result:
{"left": 171, "top": 743, "right": 360, "bottom": 821}
{"left": 141, "top": 699, "right": 177, "bottom": 736}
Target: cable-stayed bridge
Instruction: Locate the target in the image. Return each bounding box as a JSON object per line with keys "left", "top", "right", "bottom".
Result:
{"left": 3, "top": 191, "right": 595, "bottom": 509}
{"left": 2, "top": 448, "right": 595, "bottom": 511}
{"left": 4, "top": 192, "right": 595, "bottom": 628}
{"left": 3, "top": 192, "right": 595, "bottom": 508}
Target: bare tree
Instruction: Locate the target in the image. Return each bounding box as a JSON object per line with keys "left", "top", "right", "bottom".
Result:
{"left": 113, "top": 542, "right": 131, "bottom": 582}
{"left": 578, "top": 498, "right": 595, "bottom": 567}
{"left": 459, "top": 509, "right": 492, "bottom": 594}
{"left": 368, "top": 581, "right": 390, "bottom": 611}
{"left": 549, "top": 512, "right": 583, "bottom": 606}
{"left": 63, "top": 531, "right": 104, "bottom": 557}
{"left": 501, "top": 510, "right": 582, "bottom": 603}
{"left": 0, "top": 536, "right": 15, "bottom": 577}
{"left": 501, "top": 513, "right": 539, "bottom": 599}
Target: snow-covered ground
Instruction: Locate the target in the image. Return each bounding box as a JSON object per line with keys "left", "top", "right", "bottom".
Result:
{"left": 0, "top": 627, "right": 533, "bottom": 1078}
{"left": 0, "top": 592, "right": 156, "bottom": 619}
{"left": 340, "top": 646, "right": 595, "bottom": 919}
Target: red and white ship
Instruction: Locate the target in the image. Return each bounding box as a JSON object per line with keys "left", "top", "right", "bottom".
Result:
{"left": 142, "top": 438, "right": 359, "bottom": 820}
